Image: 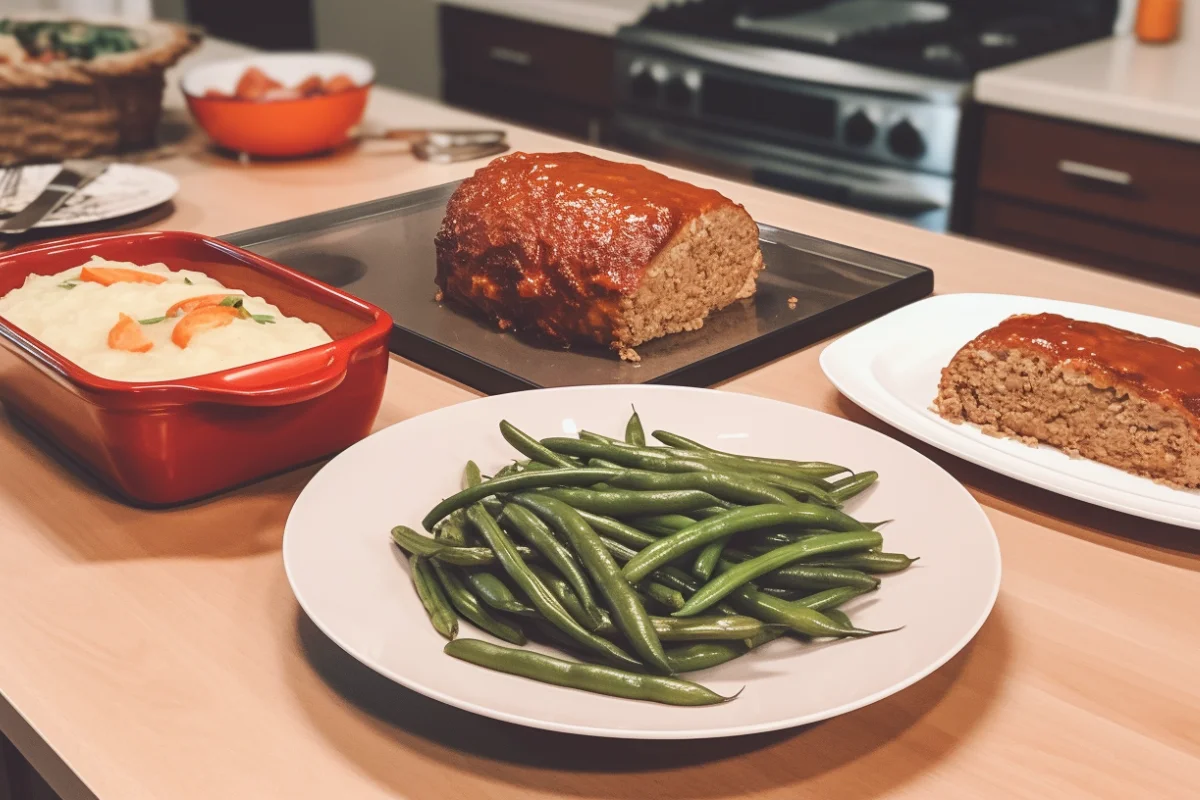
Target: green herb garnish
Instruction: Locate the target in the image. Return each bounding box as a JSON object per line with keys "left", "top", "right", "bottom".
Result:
{"left": 183, "top": 277, "right": 193, "bottom": 285}
{"left": 250, "top": 314, "right": 276, "bottom": 325}
{"left": 138, "top": 316, "right": 168, "bottom": 325}
{"left": 58, "top": 280, "right": 80, "bottom": 289}
{"left": 218, "top": 296, "right": 245, "bottom": 309}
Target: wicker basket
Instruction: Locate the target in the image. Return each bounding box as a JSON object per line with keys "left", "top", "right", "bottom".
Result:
{"left": 0, "top": 20, "right": 200, "bottom": 166}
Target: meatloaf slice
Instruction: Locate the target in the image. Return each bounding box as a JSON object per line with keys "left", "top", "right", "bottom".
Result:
{"left": 934, "top": 312, "right": 1200, "bottom": 487}
{"left": 434, "top": 151, "right": 763, "bottom": 360}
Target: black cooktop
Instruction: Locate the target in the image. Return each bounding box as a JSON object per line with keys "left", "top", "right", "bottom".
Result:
{"left": 633, "top": 0, "right": 1118, "bottom": 80}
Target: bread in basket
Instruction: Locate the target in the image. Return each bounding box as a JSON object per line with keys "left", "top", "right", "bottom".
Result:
{"left": 0, "top": 18, "right": 200, "bottom": 166}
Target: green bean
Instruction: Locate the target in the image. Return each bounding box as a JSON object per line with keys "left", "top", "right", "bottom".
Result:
{"left": 829, "top": 470, "right": 878, "bottom": 503}
{"left": 500, "top": 420, "right": 577, "bottom": 468}
{"left": 605, "top": 468, "right": 798, "bottom": 507}
{"left": 625, "top": 406, "right": 646, "bottom": 446}
{"left": 528, "top": 564, "right": 600, "bottom": 631}
{"left": 692, "top": 537, "right": 729, "bottom": 581}
{"left": 392, "top": 525, "right": 539, "bottom": 566}
{"left": 663, "top": 624, "right": 788, "bottom": 673}
{"left": 499, "top": 504, "right": 606, "bottom": 630}
{"left": 651, "top": 615, "right": 774, "bottom": 641}
{"left": 464, "top": 571, "right": 536, "bottom": 616}
{"left": 752, "top": 473, "right": 840, "bottom": 506}
{"left": 825, "top": 609, "right": 853, "bottom": 629}
{"left": 464, "top": 460, "right": 483, "bottom": 488}
{"left": 621, "top": 504, "right": 869, "bottom": 583}
{"left": 650, "top": 430, "right": 850, "bottom": 478}
{"left": 423, "top": 467, "right": 618, "bottom": 530}
{"left": 587, "top": 457, "right": 626, "bottom": 470}
{"left": 534, "top": 487, "right": 731, "bottom": 518}
{"left": 572, "top": 509, "right": 659, "bottom": 549}
{"left": 514, "top": 493, "right": 674, "bottom": 675}
{"left": 634, "top": 514, "right": 696, "bottom": 536}
{"left": 598, "top": 535, "right": 639, "bottom": 564}
{"left": 805, "top": 552, "right": 918, "bottom": 574}
{"left": 639, "top": 580, "right": 685, "bottom": 612}
{"left": 758, "top": 564, "right": 881, "bottom": 592}
{"left": 794, "top": 585, "right": 873, "bottom": 611}
{"left": 726, "top": 585, "right": 876, "bottom": 638}
{"left": 434, "top": 510, "right": 469, "bottom": 545}
{"left": 465, "top": 505, "right": 642, "bottom": 669}
{"left": 545, "top": 436, "right": 762, "bottom": 480}
{"left": 444, "top": 639, "right": 734, "bottom": 706}
{"left": 429, "top": 560, "right": 526, "bottom": 644}
{"left": 675, "top": 531, "right": 884, "bottom": 615}
{"left": 492, "top": 462, "right": 523, "bottom": 480}
{"left": 410, "top": 555, "right": 458, "bottom": 640}
{"left": 756, "top": 586, "right": 804, "bottom": 600}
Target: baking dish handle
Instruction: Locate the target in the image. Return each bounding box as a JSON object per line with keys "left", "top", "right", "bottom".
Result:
{"left": 186, "top": 348, "right": 350, "bottom": 407}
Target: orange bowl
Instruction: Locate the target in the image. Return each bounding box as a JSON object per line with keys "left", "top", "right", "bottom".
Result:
{"left": 182, "top": 53, "right": 374, "bottom": 158}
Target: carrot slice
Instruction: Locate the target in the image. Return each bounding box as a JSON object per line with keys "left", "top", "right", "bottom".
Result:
{"left": 171, "top": 305, "right": 241, "bottom": 349}
{"left": 107, "top": 313, "right": 154, "bottom": 353}
{"left": 80, "top": 266, "right": 167, "bottom": 286}
{"left": 323, "top": 73, "right": 357, "bottom": 93}
{"left": 165, "top": 294, "right": 240, "bottom": 318}
{"left": 234, "top": 66, "right": 282, "bottom": 101}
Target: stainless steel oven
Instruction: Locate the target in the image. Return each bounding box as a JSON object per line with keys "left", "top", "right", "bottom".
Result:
{"left": 612, "top": 110, "right": 955, "bottom": 232}
{"left": 611, "top": 3, "right": 1118, "bottom": 233}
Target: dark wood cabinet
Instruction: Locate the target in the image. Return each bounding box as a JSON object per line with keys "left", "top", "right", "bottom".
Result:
{"left": 971, "top": 108, "right": 1200, "bottom": 287}
{"left": 439, "top": 6, "right": 615, "bottom": 143}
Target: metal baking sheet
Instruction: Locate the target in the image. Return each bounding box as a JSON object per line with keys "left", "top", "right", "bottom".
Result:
{"left": 224, "top": 181, "right": 933, "bottom": 394}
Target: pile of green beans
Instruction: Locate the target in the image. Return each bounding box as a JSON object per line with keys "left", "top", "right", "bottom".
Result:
{"left": 391, "top": 410, "right": 917, "bottom": 707}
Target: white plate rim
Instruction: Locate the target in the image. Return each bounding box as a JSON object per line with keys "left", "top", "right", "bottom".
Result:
{"left": 820, "top": 292, "right": 1200, "bottom": 530}
{"left": 0, "top": 163, "right": 179, "bottom": 229}
{"left": 283, "top": 384, "right": 1002, "bottom": 739}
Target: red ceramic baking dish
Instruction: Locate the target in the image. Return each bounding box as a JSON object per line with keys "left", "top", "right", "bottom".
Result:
{"left": 0, "top": 231, "right": 392, "bottom": 506}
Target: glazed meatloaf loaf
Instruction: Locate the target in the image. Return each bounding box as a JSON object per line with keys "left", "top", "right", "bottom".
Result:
{"left": 934, "top": 312, "right": 1200, "bottom": 487}
{"left": 434, "top": 151, "right": 763, "bottom": 360}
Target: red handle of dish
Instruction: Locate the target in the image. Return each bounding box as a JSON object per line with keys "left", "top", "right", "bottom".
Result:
{"left": 185, "top": 346, "right": 349, "bottom": 407}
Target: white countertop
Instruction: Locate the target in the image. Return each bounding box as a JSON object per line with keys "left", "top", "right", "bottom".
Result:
{"left": 439, "top": 0, "right": 654, "bottom": 37}
{"left": 975, "top": 35, "right": 1200, "bottom": 144}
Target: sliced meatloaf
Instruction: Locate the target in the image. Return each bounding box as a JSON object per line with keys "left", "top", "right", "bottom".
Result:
{"left": 934, "top": 312, "right": 1200, "bottom": 487}
{"left": 434, "top": 151, "right": 763, "bottom": 361}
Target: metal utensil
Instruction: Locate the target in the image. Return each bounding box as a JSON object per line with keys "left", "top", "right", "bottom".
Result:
{"left": 375, "top": 129, "right": 507, "bottom": 149}
{"left": 0, "top": 167, "right": 23, "bottom": 219}
{"left": 412, "top": 140, "right": 509, "bottom": 164}
{"left": 0, "top": 160, "right": 108, "bottom": 235}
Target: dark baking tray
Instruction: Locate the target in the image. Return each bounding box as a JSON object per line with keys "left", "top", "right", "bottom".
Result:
{"left": 224, "top": 181, "right": 932, "bottom": 394}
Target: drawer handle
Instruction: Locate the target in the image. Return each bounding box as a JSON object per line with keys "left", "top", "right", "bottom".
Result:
{"left": 1057, "top": 160, "right": 1133, "bottom": 187}
{"left": 488, "top": 46, "right": 533, "bottom": 67}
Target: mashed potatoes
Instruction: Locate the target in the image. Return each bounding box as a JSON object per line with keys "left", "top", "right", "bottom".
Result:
{"left": 0, "top": 256, "right": 333, "bottom": 381}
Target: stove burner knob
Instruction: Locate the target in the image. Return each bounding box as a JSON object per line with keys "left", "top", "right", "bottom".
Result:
{"left": 629, "top": 68, "right": 659, "bottom": 102}
{"left": 842, "top": 111, "right": 876, "bottom": 148}
{"left": 663, "top": 75, "right": 693, "bottom": 109}
{"left": 888, "top": 119, "right": 926, "bottom": 160}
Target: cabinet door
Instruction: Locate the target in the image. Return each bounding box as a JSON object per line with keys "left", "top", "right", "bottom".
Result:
{"left": 973, "top": 193, "right": 1200, "bottom": 289}
{"left": 440, "top": 6, "right": 615, "bottom": 109}
{"left": 978, "top": 109, "right": 1200, "bottom": 239}
{"left": 185, "top": 0, "right": 316, "bottom": 50}
{"left": 443, "top": 74, "right": 606, "bottom": 144}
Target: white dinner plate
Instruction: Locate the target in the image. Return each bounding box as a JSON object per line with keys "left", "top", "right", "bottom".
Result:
{"left": 821, "top": 293, "right": 1200, "bottom": 530}
{"left": 283, "top": 385, "right": 999, "bottom": 739}
{"left": 0, "top": 163, "right": 179, "bottom": 229}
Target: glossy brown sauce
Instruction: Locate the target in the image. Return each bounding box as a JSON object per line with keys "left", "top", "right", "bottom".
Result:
{"left": 974, "top": 313, "right": 1200, "bottom": 416}
{"left": 434, "top": 151, "right": 737, "bottom": 346}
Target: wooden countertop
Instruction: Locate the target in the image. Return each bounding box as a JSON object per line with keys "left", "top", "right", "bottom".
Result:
{"left": 1, "top": 40, "right": 1197, "bottom": 800}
